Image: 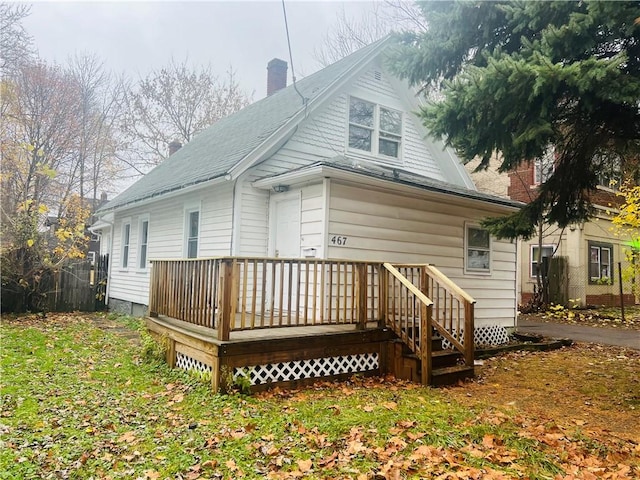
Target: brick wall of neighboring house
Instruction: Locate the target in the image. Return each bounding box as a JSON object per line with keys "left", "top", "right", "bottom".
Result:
{"left": 507, "top": 162, "right": 537, "bottom": 203}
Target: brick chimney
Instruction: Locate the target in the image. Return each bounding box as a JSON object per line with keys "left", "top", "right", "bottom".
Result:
{"left": 267, "top": 58, "right": 288, "bottom": 96}
{"left": 168, "top": 140, "right": 182, "bottom": 156}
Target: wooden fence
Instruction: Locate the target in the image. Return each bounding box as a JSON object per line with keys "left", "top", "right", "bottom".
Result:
{"left": 1, "top": 255, "right": 109, "bottom": 313}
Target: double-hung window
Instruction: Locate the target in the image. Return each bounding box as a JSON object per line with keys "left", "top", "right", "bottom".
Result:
{"left": 185, "top": 209, "right": 200, "bottom": 259}
{"left": 465, "top": 225, "right": 491, "bottom": 273}
{"left": 589, "top": 242, "right": 613, "bottom": 283}
{"left": 531, "top": 245, "right": 554, "bottom": 277}
{"left": 121, "top": 222, "right": 131, "bottom": 269}
{"left": 138, "top": 218, "right": 149, "bottom": 269}
{"left": 348, "top": 97, "right": 402, "bottom": 160}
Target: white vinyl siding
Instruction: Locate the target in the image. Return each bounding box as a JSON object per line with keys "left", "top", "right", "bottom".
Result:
{"left": 109, "top": 184, "right": 233, "bottom": 306}
{"left": 327, "top": 182, "right": 517, "bottom": 327}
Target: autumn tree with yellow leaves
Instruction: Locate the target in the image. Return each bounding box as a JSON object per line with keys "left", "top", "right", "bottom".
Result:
{"left": 611, "top": 182, "right": 640, "bottom": 297}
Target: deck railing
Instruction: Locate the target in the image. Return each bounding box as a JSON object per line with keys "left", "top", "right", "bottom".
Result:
{"left": 149, "top": 258, "right": 475, "bottom": 371}
{"left": 150, "top": 257, "right": 382, "bottom": 340}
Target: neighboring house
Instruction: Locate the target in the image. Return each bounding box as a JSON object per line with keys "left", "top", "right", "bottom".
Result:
{"left": 468, "top": 154, "right": 635, "bottom": 307}
{"left": 94, "top": 38, "right": 521, "bottom": 331}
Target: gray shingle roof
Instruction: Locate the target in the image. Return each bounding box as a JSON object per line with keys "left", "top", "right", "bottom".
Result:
{"left": 100, "top": 38, "right": 390, "bottom": 212}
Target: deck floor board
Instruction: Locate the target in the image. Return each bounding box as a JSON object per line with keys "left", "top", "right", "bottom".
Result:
{"left": 151, "top": 314, "right": 382, "bottom": 345}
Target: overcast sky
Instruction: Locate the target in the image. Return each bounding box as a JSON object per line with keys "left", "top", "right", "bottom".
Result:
{"left": 23, "top": 0, "right": 380, "bottom": 99}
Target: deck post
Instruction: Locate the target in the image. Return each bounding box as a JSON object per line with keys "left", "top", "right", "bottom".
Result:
{"left": 165, "top": 338, "right": 176, "bottom": 368}
{"left": 378, "top": 264, "right": 387, "bottom": 327}
{"left": 464, "top": 301, "right": 475, "bottom": 367}
{"left": 148, "top": 260, "right": 158, "bottom": 317}
{"left": 218, "top": 258, "right": 234, "bottom": 341}
{"left": 420, "top": 303, "right": 433, "bottom": 386}
{"left": 355, "top": 263, "right": 367, "bottom": 330}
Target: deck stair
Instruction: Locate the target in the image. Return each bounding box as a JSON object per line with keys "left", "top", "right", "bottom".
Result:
{"left": 383, "top": 263, "right": 476, "bottom": 386}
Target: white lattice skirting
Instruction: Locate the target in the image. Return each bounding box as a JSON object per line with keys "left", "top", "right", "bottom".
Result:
{"left": 176, "top": 352, "right": 212, "bottom": 373}
{"left": 442, "top": 325, "right": 510, "bottom": 349}
{"left": 234, "top": 353, "right": 380, "bottom": 386}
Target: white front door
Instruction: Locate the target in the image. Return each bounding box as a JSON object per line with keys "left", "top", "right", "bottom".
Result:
{"left": 270, "top": 195, "right": 301, "bottom": 318}
{"left": 272, "top": 196, "right": 301, "bottom": 259}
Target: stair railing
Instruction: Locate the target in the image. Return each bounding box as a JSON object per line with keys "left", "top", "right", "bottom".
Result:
{"left": 383, "top": 263, "right": 476, "bottom": 381}
{"left": 421, "top": 264, "right": 475, "bottom": 368}
{"left": 382, "top": 263, "right": 434, "bottom": 384}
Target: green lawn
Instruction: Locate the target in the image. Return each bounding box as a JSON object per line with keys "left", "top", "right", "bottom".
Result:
{"left": 1, "top": 313, "right": 637, "bottom": 479}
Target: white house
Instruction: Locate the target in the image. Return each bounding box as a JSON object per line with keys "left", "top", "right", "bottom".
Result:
{"left": 94, "top": 38, "right": 521, "bottom": 332}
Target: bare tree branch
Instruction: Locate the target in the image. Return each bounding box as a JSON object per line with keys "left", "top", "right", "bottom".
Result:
{"left": 0, "top": 3, "right": 34, "bottom": 78}
{"left": 120, "top": 59, "right": 252, "bottom": 173}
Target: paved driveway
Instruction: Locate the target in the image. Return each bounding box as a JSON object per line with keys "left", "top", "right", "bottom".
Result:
{"left": 517, "top": 318, "right": 640, "bottom": 350}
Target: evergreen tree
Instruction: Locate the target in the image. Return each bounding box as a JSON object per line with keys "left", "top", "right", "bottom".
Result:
{"left": 391, "top": 1, "right": 640, "bottom": 238}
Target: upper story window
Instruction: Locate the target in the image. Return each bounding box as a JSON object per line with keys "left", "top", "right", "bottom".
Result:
{"left": 348, "top": 97, "right": 402, "bottom": 160}
{"left": 534, "top": 147, "right": 554, "bottom": 184}
{"left": 596, "top": 155, "right": 621, "bottom": 190}
{"left": 465, "top": 224, "right": 491, "bottom": 273}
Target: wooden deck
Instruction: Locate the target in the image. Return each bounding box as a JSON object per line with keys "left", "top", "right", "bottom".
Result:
{"left": 147, "top": 257, "right": 476, "bottom": 391}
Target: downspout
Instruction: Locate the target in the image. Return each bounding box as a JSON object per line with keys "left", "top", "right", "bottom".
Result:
{"left": 229, "top": 175, "right": 238, "bottom": 255}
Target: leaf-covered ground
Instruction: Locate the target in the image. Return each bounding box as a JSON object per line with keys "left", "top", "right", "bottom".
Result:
{"left": 1, "top": 313, "right": 638, "bottom": 479}
{"left": 522, "top": 305, "right": 640, "bottom": 330}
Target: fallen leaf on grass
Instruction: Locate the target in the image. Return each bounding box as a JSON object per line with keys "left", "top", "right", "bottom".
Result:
{"left": 297, "top": 458, "right": 312, "bottom": 472}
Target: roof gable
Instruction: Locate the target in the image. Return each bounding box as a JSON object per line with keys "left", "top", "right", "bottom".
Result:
{"left": 101, "top": 38, "right": 391, "bottom": 212}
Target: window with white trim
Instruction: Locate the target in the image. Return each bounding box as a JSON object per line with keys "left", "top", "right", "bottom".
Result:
{"left": 589, "top": 242, "right": 613, "bottom": 284}
{"left": 530, "top": 245, "right": 554, "bottom": 278}
{"left": 185, "top": 209, "right": 199, "bottom": 258}
{"left": 348, "top": 97, "right": 402, "bottom": 159}
{"left": 138, "top": 218, "right": 149, "bottom": 269}
{"left": 465, "top": 225, "right": 491, "bottom": 273}
{"left": 121, "top": 222, "right": 131, "bottom": 268}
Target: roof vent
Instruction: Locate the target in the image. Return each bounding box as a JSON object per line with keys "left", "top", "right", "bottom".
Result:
{"left": 374, "top": 71, "right": 382, "bottom": 81}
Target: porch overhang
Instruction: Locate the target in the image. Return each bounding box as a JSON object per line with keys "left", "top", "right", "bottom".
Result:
{"left": 252, "top": 160, "right": 522, "bottom": 213}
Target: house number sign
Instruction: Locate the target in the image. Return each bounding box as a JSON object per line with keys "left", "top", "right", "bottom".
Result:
{"left": 329, "top": 235, "right": 348, "bottom": 246}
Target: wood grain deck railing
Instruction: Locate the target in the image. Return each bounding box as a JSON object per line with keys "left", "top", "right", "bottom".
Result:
{"left": 149, "top": 258, "right": 475, "bottom": 377}
{"left": 149, "top": 257, "right": 382, "bottom": 341}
